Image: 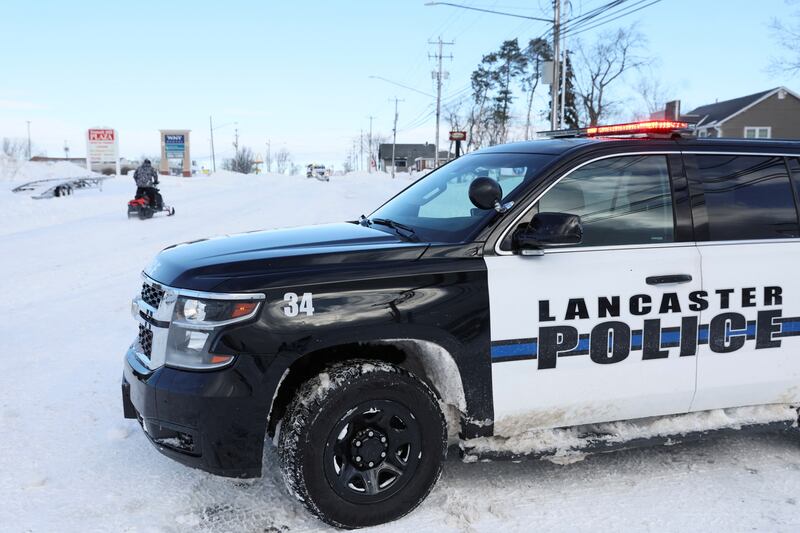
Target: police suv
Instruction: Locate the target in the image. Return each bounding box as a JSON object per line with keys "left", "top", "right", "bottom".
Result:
{"left": 122, "top": 121, "right": 800, "bottom": 528}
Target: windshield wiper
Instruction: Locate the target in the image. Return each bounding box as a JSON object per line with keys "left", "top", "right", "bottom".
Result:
{"left": 367, "top": 217, "right": 420, "bottom": 242}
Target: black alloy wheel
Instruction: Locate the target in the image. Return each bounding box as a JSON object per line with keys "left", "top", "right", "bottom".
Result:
{"left": 279, "top": 361, "right": 447, "bottom": 529}
{"left": 323, "top": 399, "right": 422, "bottom": 504}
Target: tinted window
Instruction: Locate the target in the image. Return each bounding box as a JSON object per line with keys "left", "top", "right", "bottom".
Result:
{"left": 788, "top": 158, "right": 800, "bottom": 203}
{"left": 536, "top": 155, "right": 674, "bottom": 247}
{"left": 693, "top": 155, "right": 799, "bottom": 241}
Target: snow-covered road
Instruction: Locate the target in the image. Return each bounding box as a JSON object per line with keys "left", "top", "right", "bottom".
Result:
{"left": 1, "top": 169, "right": 799, "bottom": 532}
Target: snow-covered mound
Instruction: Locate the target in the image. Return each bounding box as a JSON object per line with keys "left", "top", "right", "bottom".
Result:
{"left": 0, "top": 157, "right": 98, "bottom": 182}
{"left": 1, "top": 171, "right": 799, "bottom": 532}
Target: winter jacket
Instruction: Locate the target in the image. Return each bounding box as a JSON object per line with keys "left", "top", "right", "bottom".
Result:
{"left": 133, "top": 164, "right": 158, "bottom": 187}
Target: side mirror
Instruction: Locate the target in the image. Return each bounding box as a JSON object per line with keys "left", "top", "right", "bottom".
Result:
{"left": 513, "top": 212, "right": 582, "bottom": 255}
{"left": 469, "top": 177, "right": 502, "bottom": 210}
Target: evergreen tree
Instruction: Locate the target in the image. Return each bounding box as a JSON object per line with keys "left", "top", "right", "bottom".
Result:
{"left": 521, "top": 37, "right": 553, "bottom": 138}
{"left": 490, "top": 39, "right": 526, "bottom": 144}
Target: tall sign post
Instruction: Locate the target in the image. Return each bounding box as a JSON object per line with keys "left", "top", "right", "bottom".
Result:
{"left": 159, "top": 129, "right": 192, "bottom": 177}
{"left": 86, "top": 128, "right": 120, "bottom": 174}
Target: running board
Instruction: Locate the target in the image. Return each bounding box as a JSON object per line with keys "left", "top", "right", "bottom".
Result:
{"left": 459, "top": 408, "right": 799, "bottom": 464}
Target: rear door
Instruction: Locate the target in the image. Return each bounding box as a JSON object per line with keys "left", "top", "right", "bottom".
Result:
{"left": 486, "top": 153, "right": 702, "bottom": 431}
{"left": 687, "top": 153, "right": 800, "bottom": 411}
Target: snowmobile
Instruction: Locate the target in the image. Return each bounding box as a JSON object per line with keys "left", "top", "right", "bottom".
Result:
{"left": 127, "top": 186, "right": 175, "bottom": 219}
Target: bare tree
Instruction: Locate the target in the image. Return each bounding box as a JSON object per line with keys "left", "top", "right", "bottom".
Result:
{"left": 223, "top": 147, "right": 256, "bottom": 174}
{"left": 770, "top": 3, "right": 800, "bottom": 75}
{"left": 275, "top": 148, "right": 291, "bottom": 174}
{"left": 2, "top": 137, "right": 29, "bottom": 159}
{"left": 573, "top": 26, "right": 650, "bottom": 126}
{"left": 633, "top": 67, "right": 674, "bottom": 120}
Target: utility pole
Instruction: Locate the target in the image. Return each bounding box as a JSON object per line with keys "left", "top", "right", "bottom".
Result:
{"left": 550, "top": 0, "right": 561, "bottom": 130}
{"left": 390, "top": 97, "right": 403, "bottom": 179}
{"left": 26, "top": 121, "right": 31, "bottom": 160}
{"left": 559, "top": 46, "right": 567, "bottom": 129}
{"left": 233, "top": 128, "right": 239, "bottom": 153}
{"left": 368, "top": 115, "right": 375, "bottom": 173}
{"left": 209, "top": 116, "right": 216, "bottom": 172}
{"left": 428, "top": 37, "right": 454, "bottom": 168}
{"left": 360, "top": 130, "right": 364, "bottom": 172}
{"left": 64, "top": 141, "right": 70, "bottom": 159}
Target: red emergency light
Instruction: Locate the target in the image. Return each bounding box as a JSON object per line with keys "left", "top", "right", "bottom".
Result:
{"left": 586, "top": 120, "right": 688, "bottom": 136}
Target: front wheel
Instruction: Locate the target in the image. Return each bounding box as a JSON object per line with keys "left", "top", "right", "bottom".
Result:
{"left": 279, "top": 361, "right": 446, "bottom": 529}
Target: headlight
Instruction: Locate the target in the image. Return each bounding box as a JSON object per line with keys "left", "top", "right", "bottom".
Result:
{"left": 166, "top": 294, "right": 263, "bottom": 370}
{"left": 173, "top": 296, "right": 260, "bottom": 328}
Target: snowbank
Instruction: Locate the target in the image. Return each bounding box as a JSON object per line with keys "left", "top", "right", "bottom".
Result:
{"left": 0, "top": 157, "right": 98, "bottom": 182}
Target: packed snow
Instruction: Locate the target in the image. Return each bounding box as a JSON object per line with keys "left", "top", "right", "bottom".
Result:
{"left": 1, "top": 164, "right": 800, "bottom": 532}
{"left": 0, "top": 156, "right": 97, "bottom": 182}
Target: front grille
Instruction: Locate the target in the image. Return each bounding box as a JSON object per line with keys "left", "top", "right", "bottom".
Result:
{"left": 138, "top": 325, "right": 153, "bottom": 357}
{"left": 141, "top": 281, "right": 165, "bottom": 308}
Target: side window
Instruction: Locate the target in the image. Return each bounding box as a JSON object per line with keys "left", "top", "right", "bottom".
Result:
{"left": 692, "top": 155, "right": 799, "bottom": 241}
{"left": 535, "top": 155, "right": 675, "bottom": 247}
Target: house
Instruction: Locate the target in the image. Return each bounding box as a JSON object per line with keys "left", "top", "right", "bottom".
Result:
{"left": 682, "top": 86, "right": 800, "bottom": 139}
{"left": 377, "top": 143, "right": 450, "bottom": 172}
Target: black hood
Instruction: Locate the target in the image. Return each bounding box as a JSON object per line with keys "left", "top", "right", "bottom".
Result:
{"left": 145, "top": 222, "right": 428, "bottom": 291}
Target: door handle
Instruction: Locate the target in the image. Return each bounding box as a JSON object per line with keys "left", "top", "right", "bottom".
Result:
{"left": 646, "top": 274, "right": 693, "bottom": 285}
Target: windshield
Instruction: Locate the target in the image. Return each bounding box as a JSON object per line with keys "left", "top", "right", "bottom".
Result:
{"left": 369, "top": 153, "right": 554, "bottom": 242}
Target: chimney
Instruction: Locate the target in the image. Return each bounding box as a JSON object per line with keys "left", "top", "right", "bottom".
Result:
{"left": 665, "top": 100, "right": 681, "bottom": 121}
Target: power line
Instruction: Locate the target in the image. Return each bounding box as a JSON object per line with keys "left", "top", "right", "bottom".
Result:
{"left": 425, "top": 1, "right": 553, "bottom": 21}
{"left": 561, "top": 0, "right": 662, "bottom": 37}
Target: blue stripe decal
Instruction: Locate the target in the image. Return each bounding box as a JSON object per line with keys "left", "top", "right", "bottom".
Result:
{"left": 491, "top": 316, "right": 800, "bottom": 363}
{"left": 781, "top": 320, "right": 800, "bottom": 333}
{"left": 660, "top": 331, "right": 680, "bottom": 344}
{"left": 491, "top": 341, "right": 537, "bottom": 359}
{"left": 631, "top": 332, "right": 643, "bottom": 350}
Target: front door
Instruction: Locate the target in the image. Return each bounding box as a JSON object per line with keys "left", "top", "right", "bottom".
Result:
{"left": 486, "top": 154, "right": 701, "bottom": 432}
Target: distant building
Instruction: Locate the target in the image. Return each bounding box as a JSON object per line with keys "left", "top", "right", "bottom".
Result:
{"left": 377, "top": 143, "right": 450, "bottom": 172}
{"left": 681, "top": 86, "right": 800, "bottom": 139}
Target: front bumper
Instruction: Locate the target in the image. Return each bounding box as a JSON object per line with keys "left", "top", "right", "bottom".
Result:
{"left": 122, "top": 346, "right": 269, "bottom": 478}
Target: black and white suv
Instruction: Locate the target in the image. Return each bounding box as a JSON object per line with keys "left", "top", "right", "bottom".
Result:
{"left": 123, "top": 121, "right": 800, "bottom": 528}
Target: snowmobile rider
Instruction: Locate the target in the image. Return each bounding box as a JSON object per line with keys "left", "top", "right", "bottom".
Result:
{"left": 133, "top": 159, "right": 160, "bottom": 208}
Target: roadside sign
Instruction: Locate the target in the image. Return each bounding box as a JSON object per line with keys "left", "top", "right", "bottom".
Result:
{"left": 86, "top": 128, "right": 120, "bottom": 174}
{"left": 449, "top": 131, "right": 467, "bottom": 141}
{"left": 165, "top": 134, "right": 185, "bottom": 159}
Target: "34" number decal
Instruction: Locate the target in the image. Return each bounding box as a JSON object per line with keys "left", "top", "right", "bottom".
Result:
{"left": 283, "top": 292, "right": 315, "bottom": 317}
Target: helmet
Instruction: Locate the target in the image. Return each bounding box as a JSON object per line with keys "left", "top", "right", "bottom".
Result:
{"left": 143, "top": 159, "right": 151, "bottom": 166}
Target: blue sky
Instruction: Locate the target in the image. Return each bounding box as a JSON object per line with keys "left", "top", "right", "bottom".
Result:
{"left": 0, "top": 0, "right": 797, "bottom": 167}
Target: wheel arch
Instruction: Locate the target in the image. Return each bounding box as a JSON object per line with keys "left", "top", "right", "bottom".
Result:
{"left": 267, "top": 339, "right": 468, "bottom": 442}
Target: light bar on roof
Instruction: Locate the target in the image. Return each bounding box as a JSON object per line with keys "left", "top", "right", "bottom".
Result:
{"left": 586, "top": 120, "right": 688, "bottom": 136}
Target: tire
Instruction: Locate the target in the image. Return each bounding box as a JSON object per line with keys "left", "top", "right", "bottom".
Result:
{"left": 279, "top": 361, "right": 446, "bottom": 529}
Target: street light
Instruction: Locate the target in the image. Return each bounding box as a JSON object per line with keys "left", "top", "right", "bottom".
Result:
{"left": 26, "top": 120, "right": 31, "bottom": 160}
{"left": 209, "top": 117, "right": 237, "bottom": 172}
